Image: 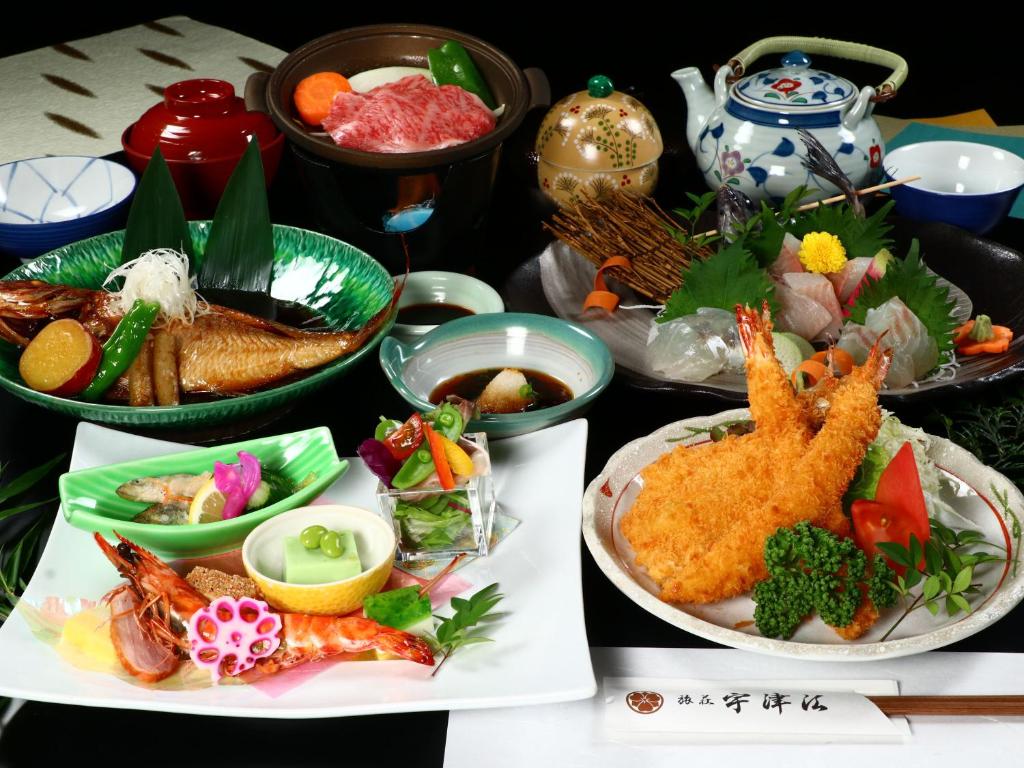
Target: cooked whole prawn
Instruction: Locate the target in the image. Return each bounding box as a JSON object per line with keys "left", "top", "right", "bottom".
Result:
{"left": 621, "top": 303, "right": 891, "bottom": 610}
{"left": 94, "top": 532, "right": 433, "bottom": 683}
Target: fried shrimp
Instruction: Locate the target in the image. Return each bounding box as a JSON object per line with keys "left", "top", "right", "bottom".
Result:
{"left": 621, "top": 303, "right": 891, "bottom": 609}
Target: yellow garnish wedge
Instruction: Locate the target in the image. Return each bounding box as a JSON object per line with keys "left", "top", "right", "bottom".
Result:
{"left": 440, "top": 435, "right": 474, "bottom": 477}
{"left": 188, "top": 477, "right": 226, "bottom": 524}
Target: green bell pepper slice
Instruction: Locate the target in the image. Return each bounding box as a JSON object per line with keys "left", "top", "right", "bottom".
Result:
{"left": 427, "top": 40, "right": 497, "bottom": 109}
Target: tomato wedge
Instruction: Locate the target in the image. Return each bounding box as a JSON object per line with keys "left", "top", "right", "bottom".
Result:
{"left": 382, "top": 413, "right": 425, "bottom": 461}
{"left": 850, "top": 441, "right": 931, "bottom": 574}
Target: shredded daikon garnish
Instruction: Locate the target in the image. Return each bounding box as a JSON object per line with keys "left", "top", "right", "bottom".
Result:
{"left": 103, "top": 248, "right": 205, "bottom": 325}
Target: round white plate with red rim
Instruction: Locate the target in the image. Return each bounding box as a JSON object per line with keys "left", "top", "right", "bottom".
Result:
{"left": 582, "top": 408, "right": 1024, "bottom": 661}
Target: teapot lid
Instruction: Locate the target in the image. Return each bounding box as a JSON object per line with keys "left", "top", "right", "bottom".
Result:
{"left": 733, "top": 51, "right": 856, "bottom": 110}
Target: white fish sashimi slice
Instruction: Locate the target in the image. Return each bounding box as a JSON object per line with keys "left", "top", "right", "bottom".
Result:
{"left": 772, "top": 280, "right": 833, "bottom": 340}
{"left": 769, "top": 232, "right": 804, "bottom": 278}
{"left": 780, "top": 272, "right": 843, "bottom": 340}
{"left": 826, "top": 257, "right": 873, "bottom": 304}
{"left": 837, "top": 297, "right": 939, "bottom": 388}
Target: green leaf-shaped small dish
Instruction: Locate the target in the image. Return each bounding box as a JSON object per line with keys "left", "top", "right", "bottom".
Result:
{"left": 59, "top": 426, "right": 348, "bottom": 558}
{"left": 0, "top": 222, "right": 394, "bottom": 429}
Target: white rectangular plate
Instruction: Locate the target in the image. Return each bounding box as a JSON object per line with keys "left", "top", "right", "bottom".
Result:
{"left": 0, "top": 420, "right": 596, "bottom": 718}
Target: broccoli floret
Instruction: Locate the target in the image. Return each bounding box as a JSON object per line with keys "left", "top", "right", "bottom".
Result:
{"left": 753, "top": 521, "right": 888, "bottom": 639}
{"left": 868, "top": 554, "right": 898, "bottom": 610}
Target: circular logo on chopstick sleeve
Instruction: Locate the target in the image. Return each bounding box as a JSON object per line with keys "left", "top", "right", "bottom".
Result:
{"left": 625, "top": 690, "right": 664, "bottom": 714}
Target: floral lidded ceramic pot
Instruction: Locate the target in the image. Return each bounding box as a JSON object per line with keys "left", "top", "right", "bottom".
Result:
{"left": 673, "top": 37, "right": 907, "bottom": 203}
{"left": 536, "top": 75, "right": 662, "bottom": 205}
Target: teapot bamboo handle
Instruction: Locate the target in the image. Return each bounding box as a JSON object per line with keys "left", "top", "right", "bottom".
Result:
{"left": 726, "top": 36, "right": 908, "bottom": 102}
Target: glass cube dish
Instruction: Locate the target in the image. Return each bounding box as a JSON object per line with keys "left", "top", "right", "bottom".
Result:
{"left": 375, "top": 432, "right": 495, "bottom": 562}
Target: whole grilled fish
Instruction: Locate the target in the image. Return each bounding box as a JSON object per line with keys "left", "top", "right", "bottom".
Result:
{"left": 0, "top": 280, "right": 395, "bottom": 398}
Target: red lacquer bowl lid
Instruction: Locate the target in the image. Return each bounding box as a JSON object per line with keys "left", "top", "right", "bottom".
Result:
{"left": 125, "top": 79, "right": 280, "bottom": 162}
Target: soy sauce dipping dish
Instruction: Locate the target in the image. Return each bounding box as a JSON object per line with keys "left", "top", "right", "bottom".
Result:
{"left": 379, "top": 312, "right": 613, "bottom": 438}
{"left": 884, "top": 141, "right": 1024, "bottom": 234}
{"left": 392, "top": 271, "right": 505, "bottom": 342}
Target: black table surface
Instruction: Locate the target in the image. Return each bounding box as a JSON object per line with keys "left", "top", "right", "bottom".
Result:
{"left": 3, "top": 11, "right": 1024, "bottom": 766}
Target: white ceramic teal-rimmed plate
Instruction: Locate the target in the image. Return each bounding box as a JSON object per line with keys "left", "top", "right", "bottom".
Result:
{"left": 379, "top": 312, "right": 614, "bottom": 438}
{"left": 583, "top": 409, "right": 1024, "bottom": 661}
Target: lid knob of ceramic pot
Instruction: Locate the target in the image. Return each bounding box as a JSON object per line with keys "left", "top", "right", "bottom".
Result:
{"left": 164, "top": 79, "right": 240, "bottom": 118}
{"left": 780, "top": 50, "right": 811, "bottom": 69}
{"left": 587, "top": 75, "right": 615, "bottom": 98}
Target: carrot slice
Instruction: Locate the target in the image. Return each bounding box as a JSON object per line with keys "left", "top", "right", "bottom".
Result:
{"left": 810, "top": 347, "right": 854, "bottom": 376}
{"left": 583, "top": 256, "right": 632, "bottom": 313}
{"left": 791, "top": 359, "right": 828, "bottom": 390}
{"left": 953, "top": 320, "right": 975, "bottom": 346}
{"left": 957, "top": 325, "right": 1013, "bottom": 355}
{"left": 293, "top": 72, "right": 352, "bottom": 125}
{"left": 423, "top": 423, "right": 455, "bottom": 491}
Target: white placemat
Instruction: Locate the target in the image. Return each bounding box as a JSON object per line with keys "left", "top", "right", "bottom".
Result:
{"left": 445, "top": 647, "right": 1024, "bottom": 765}
{"left": 0, "top": 16, "right": 286, "bottom": 164}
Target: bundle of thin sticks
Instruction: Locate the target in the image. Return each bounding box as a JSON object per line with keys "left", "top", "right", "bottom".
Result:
{"left": 542, "top": 193, "right": 710, "bottom": 303}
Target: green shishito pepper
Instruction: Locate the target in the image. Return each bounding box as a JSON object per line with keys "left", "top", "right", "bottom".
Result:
{"left": 80, "top": 299, "right": 160, "bottom": 401}
{"left": 391, "top": 447, "right": 435, "bottom": 489}
{"left": 427, "top": 40, "right": 497, "bottom": 109}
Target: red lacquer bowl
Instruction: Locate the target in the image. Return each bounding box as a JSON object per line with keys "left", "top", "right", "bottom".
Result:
{"left": 122, "top": 79, "right": 284, "bottom": 217}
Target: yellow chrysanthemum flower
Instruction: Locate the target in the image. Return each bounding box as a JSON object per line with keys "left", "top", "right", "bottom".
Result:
{"left": 798, "top": 232, "right": 847, "bottom": 274}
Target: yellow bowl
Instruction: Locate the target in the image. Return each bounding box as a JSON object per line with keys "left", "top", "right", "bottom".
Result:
{"left": 242, "top": 505, "right": 396, "bottom": 615}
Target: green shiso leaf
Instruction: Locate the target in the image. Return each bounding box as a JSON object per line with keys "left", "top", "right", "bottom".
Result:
{"left": 788, "top": 199, "right": 896, "bottom": 259}
{"left": 120, "top": 147, "right": 193, "bottom": 264}
{"left": 658, "top": 240, "right": 777, "bottom": 323}
{"left": 848, "top": 239, "right": 959, "bottom": 355}
{"left": 198, "top": 140, "right": 274, "bottom": 293}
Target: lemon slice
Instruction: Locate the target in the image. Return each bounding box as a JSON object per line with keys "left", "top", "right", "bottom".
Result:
{"left": 188, "top": 478, "right": 227, "bottom": 524}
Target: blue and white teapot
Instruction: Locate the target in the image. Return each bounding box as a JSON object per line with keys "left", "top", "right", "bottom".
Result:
{"left": 674, "top": 36, "right": 908, "bottom": 202}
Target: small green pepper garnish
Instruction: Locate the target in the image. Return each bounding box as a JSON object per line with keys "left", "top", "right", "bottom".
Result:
{"left": 81, "top": 299, "right": 160, "bottom": 401}
{"left": 391, "top": 448, "right": 435, "bottom": 489}
{"left": 427, "top": 40, "right": 497, "bottom": 109}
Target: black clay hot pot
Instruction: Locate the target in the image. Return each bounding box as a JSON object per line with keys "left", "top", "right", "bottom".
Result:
{"left": 246, "top": 24, "right": 546, "bottom": 272}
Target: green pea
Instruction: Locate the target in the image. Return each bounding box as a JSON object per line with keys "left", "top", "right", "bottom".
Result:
{"left": 300, "top": 525, "right": 326, "bottom": 550}
{"left": 320, "top": 530, "right": 343, "bottom": 558}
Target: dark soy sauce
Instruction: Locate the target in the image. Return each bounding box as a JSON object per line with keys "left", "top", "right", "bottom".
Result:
{"left": 397, "top": 302, "right": 474, "bottom": 326}
{"left": 430, "top": 368, "right": 573, "bottom": 412}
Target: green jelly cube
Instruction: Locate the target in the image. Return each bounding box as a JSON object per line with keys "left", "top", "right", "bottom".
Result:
{"left": 283, "top": 530, "right": 361, "bottom": 585}
{"left": 364, "top": 586, "right": 432, "bottom": 631}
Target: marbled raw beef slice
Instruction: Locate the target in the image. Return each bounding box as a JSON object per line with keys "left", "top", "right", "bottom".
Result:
{"left": 323, "top": 75, "right": 495, "bottom": 153}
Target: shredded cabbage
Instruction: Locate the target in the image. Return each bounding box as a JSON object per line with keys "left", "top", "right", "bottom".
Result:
{"left": 103, "top": 248, "right": 205, "bottom": 326}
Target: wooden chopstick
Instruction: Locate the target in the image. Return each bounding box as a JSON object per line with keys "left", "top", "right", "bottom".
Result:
{"left": 694, "top": 175, "right": 922, "bottom": 240}
{"left": 868, "top": 695, "right": 1024, "bottom": 716}
{"left": 417, "top": 553, "right": 466, "bottom": 598}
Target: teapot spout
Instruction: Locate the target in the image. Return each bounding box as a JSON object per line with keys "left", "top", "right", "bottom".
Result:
{"left": 672, "top": 67, "right": 716, "bottom": 153}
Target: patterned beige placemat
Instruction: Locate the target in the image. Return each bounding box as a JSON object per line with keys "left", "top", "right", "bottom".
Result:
{"left": 0, "top": 16, "right": 286, "bottom": 164}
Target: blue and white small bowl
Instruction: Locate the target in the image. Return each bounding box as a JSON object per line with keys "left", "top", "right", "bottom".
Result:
{"left": 380, "top": 313, "right": 614, "bottom": 438}
{"left": 884, "top": 141, "right": 1024, "bottom": 234}
{"left": 0, "top": 156, "right": 136, "bottom": 261}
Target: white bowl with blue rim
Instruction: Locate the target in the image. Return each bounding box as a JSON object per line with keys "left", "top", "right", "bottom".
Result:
{"left": 0, "top": 156, "right": 136, "bottom": 261}
{"left": 392, "top": 271, "right": 505, "bottom": 343}
{"left": 884, "top": 141, "right": 1024, "bottom": 234}
{"left": 379, "top": 312, "right": 614, "bottom": 438}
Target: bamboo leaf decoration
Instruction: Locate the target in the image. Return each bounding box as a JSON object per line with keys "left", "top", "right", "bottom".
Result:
{"left": 198, "top": 139, "right": 274, "bottom": 294}
{"left": 120, "top": 147, "right": 194, "bottom": 264}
